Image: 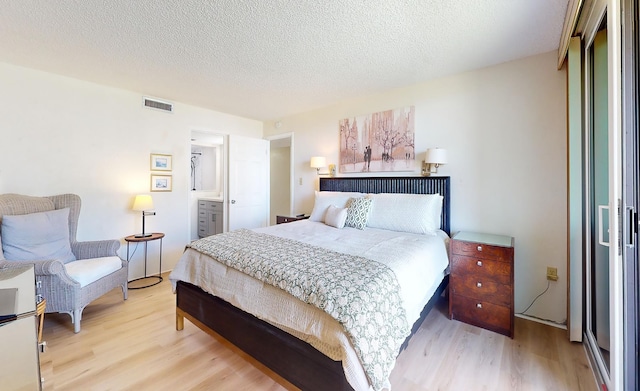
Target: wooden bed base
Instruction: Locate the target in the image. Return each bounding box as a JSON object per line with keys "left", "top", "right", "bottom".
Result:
{"left": 175, "top": 176, "right": 451, "bottom": 390}
{"left": 176, "top": 276, "right": 449, "bottom": 391}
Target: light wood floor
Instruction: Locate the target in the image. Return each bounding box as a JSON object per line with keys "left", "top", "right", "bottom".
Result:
{"left": 39, "top": 273, "right": 597, "bottom": 390}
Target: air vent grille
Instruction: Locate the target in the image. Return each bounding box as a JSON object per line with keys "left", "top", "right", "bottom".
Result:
{"left": 143, "top": 97, "right": 173, "bottom": 113}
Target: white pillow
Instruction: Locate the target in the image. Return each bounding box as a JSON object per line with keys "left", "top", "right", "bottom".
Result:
{"left": 366, "top": 193, "right": 443, "bottom": 235}
{"left": 309, "top": 191, "right": 363, "bottom": 222}
{"left": 1, "top": 208, "right": 77, "bottom": 263}
{"left": 324, "top": 205, "right": 348, "bottom": 229}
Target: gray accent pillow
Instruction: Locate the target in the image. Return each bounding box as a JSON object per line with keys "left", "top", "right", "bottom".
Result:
{"left": 345, "top": 197, "right": 373, "bottom": 230}
{"left": 1, "top": 208, "right": 76, "bottom": 263}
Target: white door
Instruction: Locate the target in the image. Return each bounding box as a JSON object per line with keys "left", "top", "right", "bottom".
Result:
{"left": 227, "top": 135, "right": 269, "bottom": 231}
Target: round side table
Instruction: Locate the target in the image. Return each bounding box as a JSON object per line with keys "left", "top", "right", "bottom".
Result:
{"left": 125, "top": 232, "right": 164, "bottom": 289}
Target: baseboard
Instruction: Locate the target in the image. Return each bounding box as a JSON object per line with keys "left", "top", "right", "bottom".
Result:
{"left": 515, "top": 313, "right": 567, "bottom": 330}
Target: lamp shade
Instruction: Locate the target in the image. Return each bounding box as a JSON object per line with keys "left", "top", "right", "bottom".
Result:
{"left": 310, "top": 156, "right": 327, "bottom": 169}
{"left": 132, "top": 194, "right": 154, "bottom": 211}
{"left": 425, "top": 148, "right": 448, "bottom": 164}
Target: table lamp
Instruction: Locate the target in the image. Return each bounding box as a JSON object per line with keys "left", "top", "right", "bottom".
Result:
{"left": 132, "top": 194, "right": 155, "bottom": 238}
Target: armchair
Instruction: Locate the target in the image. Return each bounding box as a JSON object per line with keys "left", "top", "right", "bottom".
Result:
{"left": 0, "top": 193, "right": 128, "bottom": 333}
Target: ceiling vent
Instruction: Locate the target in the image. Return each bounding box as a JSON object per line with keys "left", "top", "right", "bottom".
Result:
{"left": 143, "top": 97, "right": 173, "bottom": 113}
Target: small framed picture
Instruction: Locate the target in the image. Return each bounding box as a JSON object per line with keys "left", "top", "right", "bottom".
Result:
{"left": 151, "top": 175, "right": 172, "bottom": 192}
{"left": 150, "top": 153, "right": 172, "bottom": 171}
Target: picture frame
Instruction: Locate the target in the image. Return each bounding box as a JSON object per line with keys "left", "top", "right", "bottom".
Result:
{"left": 150, "top": 153, "right": 172, "bottom": 171}
{"left": 151, "top": 174, "right": 172, "bottom": 192}
{"left": 339, "top": 106, "right": 415, "bottom": 173}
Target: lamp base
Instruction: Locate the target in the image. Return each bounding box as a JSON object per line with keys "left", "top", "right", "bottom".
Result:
{"left": 134, "top": 233, "right": 152, "bottom": 238}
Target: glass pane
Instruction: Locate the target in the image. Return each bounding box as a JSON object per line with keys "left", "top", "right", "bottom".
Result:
{"left": 589, "top": 27, "right": 611, "bottom": 372}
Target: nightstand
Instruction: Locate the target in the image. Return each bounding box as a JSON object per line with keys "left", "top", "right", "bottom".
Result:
{"left": 276, "top": 215, "right": 310, "bottom": 224}
{"left": 125, "top": 232, "right": 164, "bottom": 289}
{"left": 449, "top": 231, "right": 514, "bottom": 338}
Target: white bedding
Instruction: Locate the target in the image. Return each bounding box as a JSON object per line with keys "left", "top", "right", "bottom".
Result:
{"left": 170, "top": 220, "right": 449, "bottom": 391}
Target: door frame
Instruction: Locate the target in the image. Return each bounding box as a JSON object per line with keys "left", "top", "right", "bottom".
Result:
{"left": 583, "top": 19, "right": 611, "bottom": 388}
{"left": 265, "top": 132, "right": 295, "bottom": 218}
{"left": 605, "top": 4, "right": 624, "bottom": 390}
{"left": 189, "top": 129, "right": 226, "bottom": 241}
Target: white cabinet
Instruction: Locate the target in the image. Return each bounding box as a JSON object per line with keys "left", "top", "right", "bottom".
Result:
{"left": 198, "top": 200, "right": 223, "bottom": 238}
{"left": 0, "top": 265, "right": 42, "bottom": 390}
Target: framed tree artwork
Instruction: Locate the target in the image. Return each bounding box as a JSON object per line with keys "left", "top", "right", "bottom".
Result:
{"left": 339, "top": 106, "right": 415, "bottom": 173}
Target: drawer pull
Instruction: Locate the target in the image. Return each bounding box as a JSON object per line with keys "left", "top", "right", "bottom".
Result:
{"left": 477, "top": 245, "right": 483, "bottom": 251}
{"left": 476, "top": 303, "right": 483, "bottom": 309}
{"left": 476, "top": 282, "right": 482, "bottom": 288}
{"left": 476, "top": 261, "right": 483, "bottom": 267}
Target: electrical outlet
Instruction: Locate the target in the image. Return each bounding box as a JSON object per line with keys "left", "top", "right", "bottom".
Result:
{"left": 546, "top": 266, "right": 558, "bottom": 281}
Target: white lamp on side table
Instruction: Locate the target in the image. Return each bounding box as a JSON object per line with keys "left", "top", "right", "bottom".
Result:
{"left": 132, "top": 194, "right": 155, "bottom": 238}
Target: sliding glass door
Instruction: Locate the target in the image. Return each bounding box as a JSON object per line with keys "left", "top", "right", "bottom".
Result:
{"left": 585, "top": 24, "right": 612, "bottom": 380}
{"left": 622, "top": 0, "right": 639, "bottom": 389}
{"left": 568, "top": 1, "right": 637, "bottom": 389}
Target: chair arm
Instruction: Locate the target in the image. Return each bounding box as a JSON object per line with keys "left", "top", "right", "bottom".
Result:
{"left": 72, "top": 240, "right": 120, "bottom": 260}
{"left": 0, "top": 259, "right": 65, "bottom": 276}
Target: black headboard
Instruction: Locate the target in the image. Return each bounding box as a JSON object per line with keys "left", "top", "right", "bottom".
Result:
{"left": 319, "top": 176, "right": 451, "bottom": 235}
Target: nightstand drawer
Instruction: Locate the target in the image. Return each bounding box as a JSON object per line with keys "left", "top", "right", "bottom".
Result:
{"left": 451, "top": 240, "right": 512, "bottom": 262}
{"left": 451, "top": 273, "right": 511, "bottom": 307}
{"left": 450, "top": 255, "right": 511, "bottom": 286}
{"left": 451, "top": 295, "right": 511, "bottom": 335}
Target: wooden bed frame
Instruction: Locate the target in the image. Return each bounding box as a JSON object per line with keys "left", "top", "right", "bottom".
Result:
{"left": 176, "top": 176, "right": 451, "bottom": 391}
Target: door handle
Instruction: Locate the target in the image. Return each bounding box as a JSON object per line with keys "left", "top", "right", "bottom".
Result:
{"left": 231, "top": 200, "right": 236, "bottom": 204}
{"left": 626, "top": 206, "right": 636, "bottom": 248}
{"left": 598, "top": 205, "right": 610, "bottom": 247}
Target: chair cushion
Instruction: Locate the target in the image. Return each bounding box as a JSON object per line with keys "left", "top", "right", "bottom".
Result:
{"left": 64, "top": 256, "right": 123, "bottom": 287}
{"left": 1, "top": 208, "right": 76, "bottom": 263}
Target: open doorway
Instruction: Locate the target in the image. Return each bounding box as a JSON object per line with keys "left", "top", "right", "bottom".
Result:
{"left": 267, "top": 133, "right": 294, "bottom": 225}
{"left": 190, "top": 130, "right": 224, "bottom": 241}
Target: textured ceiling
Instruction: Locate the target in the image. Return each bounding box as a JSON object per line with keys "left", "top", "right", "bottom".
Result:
{"left": 0, "top": 0, "right": 568, "bottom": 121}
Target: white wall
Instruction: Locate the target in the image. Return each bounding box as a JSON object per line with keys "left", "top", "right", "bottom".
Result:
{"left": 264, "top": 51, "right": 568, "bottom": 324}
{"left": 0, "top": 62, "right": 263, "bottom": 279}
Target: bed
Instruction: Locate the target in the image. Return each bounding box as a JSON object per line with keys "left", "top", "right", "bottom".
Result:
{"left": 170, "top": 176, "right": 451, "bottom": 391}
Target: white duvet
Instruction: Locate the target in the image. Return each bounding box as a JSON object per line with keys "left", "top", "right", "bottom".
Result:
{"left": 170, "top": 220, "right": 449, "bottom": 391}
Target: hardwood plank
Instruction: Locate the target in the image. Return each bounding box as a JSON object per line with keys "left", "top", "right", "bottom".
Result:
{"left": 39, "top": 273, "right": 597, "bottom": 391}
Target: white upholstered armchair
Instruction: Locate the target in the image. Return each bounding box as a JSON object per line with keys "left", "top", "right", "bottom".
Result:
{"left": 0, "top": 193, "right": 128, "bottom": 333}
